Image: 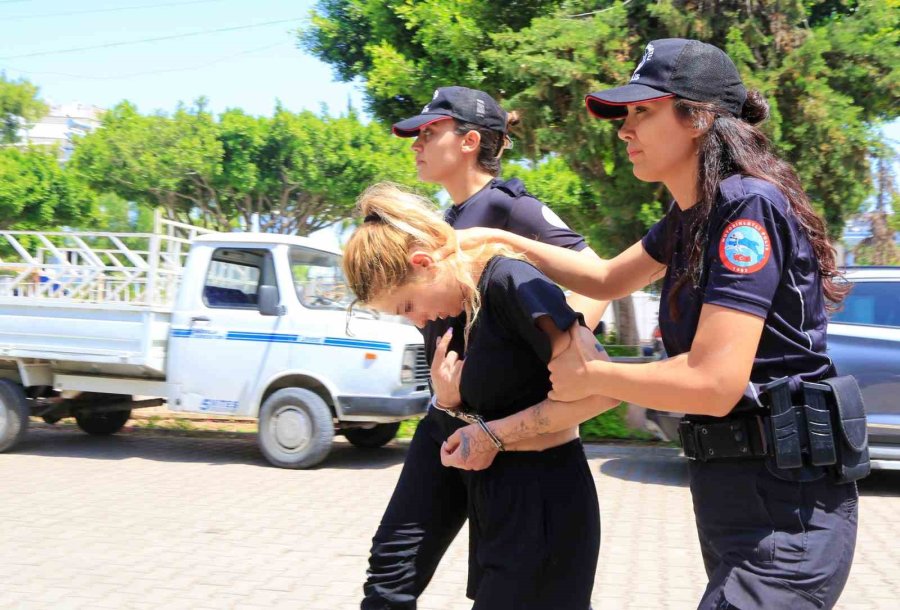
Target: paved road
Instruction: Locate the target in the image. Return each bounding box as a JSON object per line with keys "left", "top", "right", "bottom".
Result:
{"left": 1, "top": 425, "right": 898, "bottom": 609}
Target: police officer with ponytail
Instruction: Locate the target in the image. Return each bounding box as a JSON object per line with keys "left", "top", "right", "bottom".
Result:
{"left": 442, "top": 40, "right": 866, "bottom": 610}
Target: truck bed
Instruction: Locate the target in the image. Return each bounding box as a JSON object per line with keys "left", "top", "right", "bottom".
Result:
{"left": 0, "top": 299, "right": 172, "bottom": 378}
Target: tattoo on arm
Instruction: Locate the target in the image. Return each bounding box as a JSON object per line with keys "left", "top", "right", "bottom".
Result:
{"left": 532, "top": 401, "right": 551, "bottom": 434}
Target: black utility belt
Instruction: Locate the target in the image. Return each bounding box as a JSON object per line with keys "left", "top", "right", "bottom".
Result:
{"left": 678, "top": 375, "right": 870, "bottom": 484}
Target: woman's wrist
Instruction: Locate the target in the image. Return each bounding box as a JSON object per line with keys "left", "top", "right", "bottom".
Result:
{"left": 431, "top": 394, "right": 460, "bottom": 410}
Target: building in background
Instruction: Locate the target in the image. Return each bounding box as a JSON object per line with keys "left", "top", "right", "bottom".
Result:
{"left": 19, "top": 103, "right": 103, "bottom": 162}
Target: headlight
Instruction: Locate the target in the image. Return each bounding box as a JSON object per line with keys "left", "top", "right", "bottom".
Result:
{"left": 401, "top": 346, "right": 417, "bottom": 384}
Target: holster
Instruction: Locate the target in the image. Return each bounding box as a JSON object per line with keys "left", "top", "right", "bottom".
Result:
{"left": 821, "top": 375, "right": 871, "bottom": 483}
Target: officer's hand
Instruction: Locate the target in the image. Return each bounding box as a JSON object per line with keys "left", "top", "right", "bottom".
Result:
{"left": 548, "top": 325, "right": 606, "bottom": 402}
{"left": 433, "top": 228, "right": 500, "bottom": 262}
{"left": 441, "top": 425, "right": 499, "bottom": 471}
{"left": 431, "top": 328, "right": 463, "bottom": 410}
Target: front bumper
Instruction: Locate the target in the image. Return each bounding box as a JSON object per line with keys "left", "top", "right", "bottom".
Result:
{"left": 337, "top": 392, "right": 429, "bottom": 421}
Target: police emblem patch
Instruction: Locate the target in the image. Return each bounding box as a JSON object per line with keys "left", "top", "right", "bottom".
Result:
{"left": 718, "top": 219, "right": 770, "bottom": 274}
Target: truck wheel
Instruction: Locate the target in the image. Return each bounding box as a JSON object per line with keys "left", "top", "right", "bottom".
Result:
{"left": 344, "top": 423, "right": 400, "bottom": 449}
{"left": 0, "top": 379, "right": 29, "bottom": 452}
{"left": 258, "top": 388, "right": 334, "bottom": 469}
{"left": 74, "top": 409, "right": 132, "bottom": 436}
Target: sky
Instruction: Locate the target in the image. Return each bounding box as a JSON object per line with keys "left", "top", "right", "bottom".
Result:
{"left": 0, "top": 0, "right": 366, "bottom": 246}
{"left": 0, "top": 0, "right": 363, "bottom": 117}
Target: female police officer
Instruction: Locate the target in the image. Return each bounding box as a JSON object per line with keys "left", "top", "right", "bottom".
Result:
{"left": 440, "top": 39, "right": 859, "bottom": 610}
{"left": 362, "top": 86, "right": 607, "bottom": 609}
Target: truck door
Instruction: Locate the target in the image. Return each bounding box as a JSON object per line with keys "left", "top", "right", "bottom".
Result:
{"left": 167, "top": 246, "right": 286, "bottom": 415}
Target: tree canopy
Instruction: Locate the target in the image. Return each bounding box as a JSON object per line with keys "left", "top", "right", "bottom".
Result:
{"left": 0, "top": 74, "right": 47, "bottom": 145}
{"left": 0, "top": 146, "right": 95, "bottom": 230}
{"left": 302, "top": 0, "right": 899, "bottom": 252}
{"left": 70, "top": 101, "right": 433, "bottom": 234}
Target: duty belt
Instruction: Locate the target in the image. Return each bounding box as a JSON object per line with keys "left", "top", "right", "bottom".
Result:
{"left": 679, "top": 416, "right": 769, "bottom": 462}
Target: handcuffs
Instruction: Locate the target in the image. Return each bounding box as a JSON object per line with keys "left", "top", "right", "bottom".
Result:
{"left": 430, "top": 395, "right": 505, "bottom": 451}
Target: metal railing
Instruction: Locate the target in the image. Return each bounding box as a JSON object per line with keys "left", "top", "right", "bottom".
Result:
{"left": 0, "top": 212, "right": 215, "bottom": 308}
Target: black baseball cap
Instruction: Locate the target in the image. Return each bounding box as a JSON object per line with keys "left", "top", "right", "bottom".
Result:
{"left": 392, "top": 86, "right": 508, "bottom": 137}
{"left": 585, "top": 38, "right": 747, "bottom": 120}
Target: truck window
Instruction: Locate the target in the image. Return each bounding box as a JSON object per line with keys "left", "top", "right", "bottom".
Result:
{"left": 290, "top": 247, "right": 352, "bottom": 310}
{"left": 203, "top": 249, "right": 272, "bottom": 309}
{"left": 830, "top": 281, "right": 900, "bottom": 328}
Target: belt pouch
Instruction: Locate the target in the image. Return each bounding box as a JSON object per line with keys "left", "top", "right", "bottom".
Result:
{"left": 821, "top": 375, "right": 870, "bottom": 483}
{"left": 764, "top": 377, "right": 803, "bottom": 469}
{"left": 802, "top": 382, "right": 838, "bottom": 466}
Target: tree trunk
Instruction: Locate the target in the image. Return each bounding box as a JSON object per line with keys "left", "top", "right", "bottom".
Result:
{"left": 613, "top": 295, "right": 640, "bottom": 349}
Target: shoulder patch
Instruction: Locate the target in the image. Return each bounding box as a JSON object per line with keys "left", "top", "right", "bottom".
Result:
{"left": 718, "top": 219, "right": 771, "bottom": 274}
{"left": 540, "top": 205, "right": 570, "bottom": 230}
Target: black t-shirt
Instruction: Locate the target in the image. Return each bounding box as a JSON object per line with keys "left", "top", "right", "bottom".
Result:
{"left": 459, "top": 256, "right": 582, "bottom": 421}
{"left": 424, "top": 177, "right": 587, "bottom": 364}
{"left": 641, "top": 175, "right": 835, "bottom": 413}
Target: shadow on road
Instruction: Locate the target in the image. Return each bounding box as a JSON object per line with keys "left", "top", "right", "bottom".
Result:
{"left": 597, "top": 455, "right": 690, "bottom": 487}
{"left": 10, "top": 425, "right": 410, "bottom": 471}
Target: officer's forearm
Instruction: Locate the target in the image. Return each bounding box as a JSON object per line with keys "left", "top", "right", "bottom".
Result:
{"left": 490, "top": 394, "right": 620, "bottom": 445}
{"left": 490, "top": 231, "right": 617, "bottom": 300}
{"left": 580, "top": 355, "right": 743, "bottom": 417}
{"left": 565, "top": 247, "right": 610, "bottom": 330}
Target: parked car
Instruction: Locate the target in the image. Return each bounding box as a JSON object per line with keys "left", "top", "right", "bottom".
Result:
{"left": 827, "top": 266, "right": 900, "bottom": 470}
{"left": 643, "top": 266, "right": 900, "bottom": 471}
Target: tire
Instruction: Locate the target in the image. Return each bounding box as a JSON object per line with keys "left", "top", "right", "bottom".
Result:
{"left": 344, "top": 422, "right": 400, "bottom": 449}
{"left": 74, "top": 409, "right": 132, "bottom": 436}
{"left": 0, "top": 379, "right": 29, "bottom": 452}
{"left": 258, "top": 388, "right": 334, "bottom": 469}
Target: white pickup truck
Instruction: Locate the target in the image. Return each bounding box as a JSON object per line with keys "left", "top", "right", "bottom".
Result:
{"left": 0, "top": 216, "right": 429, "bottom": 468}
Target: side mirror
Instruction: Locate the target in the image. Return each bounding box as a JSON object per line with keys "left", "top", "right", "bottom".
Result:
{"left": 258, "top": 285, "right": 284, "bottom": 316}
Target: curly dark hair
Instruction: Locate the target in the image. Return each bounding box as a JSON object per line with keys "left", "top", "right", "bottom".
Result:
{"left": 666, "top": 90, "right": 848, "bottom": 317}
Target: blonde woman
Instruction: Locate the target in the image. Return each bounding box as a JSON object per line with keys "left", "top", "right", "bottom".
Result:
{"left": 344, "top": 183, "right": 617, "bottom": 609}
{"left": 363, "top": 86, "right": 607, "bottom": 609}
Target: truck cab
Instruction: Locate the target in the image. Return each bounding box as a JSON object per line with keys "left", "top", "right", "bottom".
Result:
{"left": 166, "top": 233, "right": 429, "bottom": 466}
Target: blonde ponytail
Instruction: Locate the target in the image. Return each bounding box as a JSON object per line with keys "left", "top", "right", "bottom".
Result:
{"left": 343, "top": 182, "right": 522, "bottom": 345}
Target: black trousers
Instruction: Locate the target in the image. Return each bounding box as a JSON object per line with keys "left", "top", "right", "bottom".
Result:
{"left": 690, "top": 459, "right": 858, "bottom": 610}
{"left": 362, "top": 411, "right": 600, "bottom": 609}
{"left": 362, "top": 409, "right": 468, "bottom": 609}
{"left": 466, "top": 439, "right": 600, "bottom": 609}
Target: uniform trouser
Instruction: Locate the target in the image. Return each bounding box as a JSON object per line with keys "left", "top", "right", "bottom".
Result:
{"left": 466, "top": 439, "right": 600, "bottom": 610}
{"left": 362, "top": 409, "right": 468, "bottom": 609}
{"left": 689, "top": 459, "right": 858, "bottom": 610}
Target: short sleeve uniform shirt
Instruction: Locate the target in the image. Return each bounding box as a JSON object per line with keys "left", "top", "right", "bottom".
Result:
{"left": 641, "top": 175, "right": 835, "bottom": 413}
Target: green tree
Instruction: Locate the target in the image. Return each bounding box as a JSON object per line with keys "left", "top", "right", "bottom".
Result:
{"left": 0, "top": 74, "right": 47, "bottom": 145}
{"left": 854, "top": 140, "right": 899, "bottom": 265}
{"left": 302, "top": 0, "right": 899, "bottom": 246}
{"left": 70, "top": 101, "right": 229, "bottom": 229}
{"left": 0, "top": 147, "right": 95, "bottom": 230}
{"left": 71, "top": 101, "right": 430, "bottom": 234}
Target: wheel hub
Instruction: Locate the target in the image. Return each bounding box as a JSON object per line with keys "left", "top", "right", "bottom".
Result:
{"left": 272, "top": 405, "right": 312, "bottom": 453}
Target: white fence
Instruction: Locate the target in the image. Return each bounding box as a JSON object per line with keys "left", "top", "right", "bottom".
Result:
{"left": 0, "top": 213, "right": 214, "bottom": 308}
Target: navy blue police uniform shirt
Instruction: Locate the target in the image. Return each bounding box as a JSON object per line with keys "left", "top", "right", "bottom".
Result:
{"left": 641, "top": 175, "right": 835, "bottom": 415}
{"left": 459, "top": 257, "right": 582, "bottom": 420}
{"left": 423, "top": 178, "right": 587, "bottom": 366}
